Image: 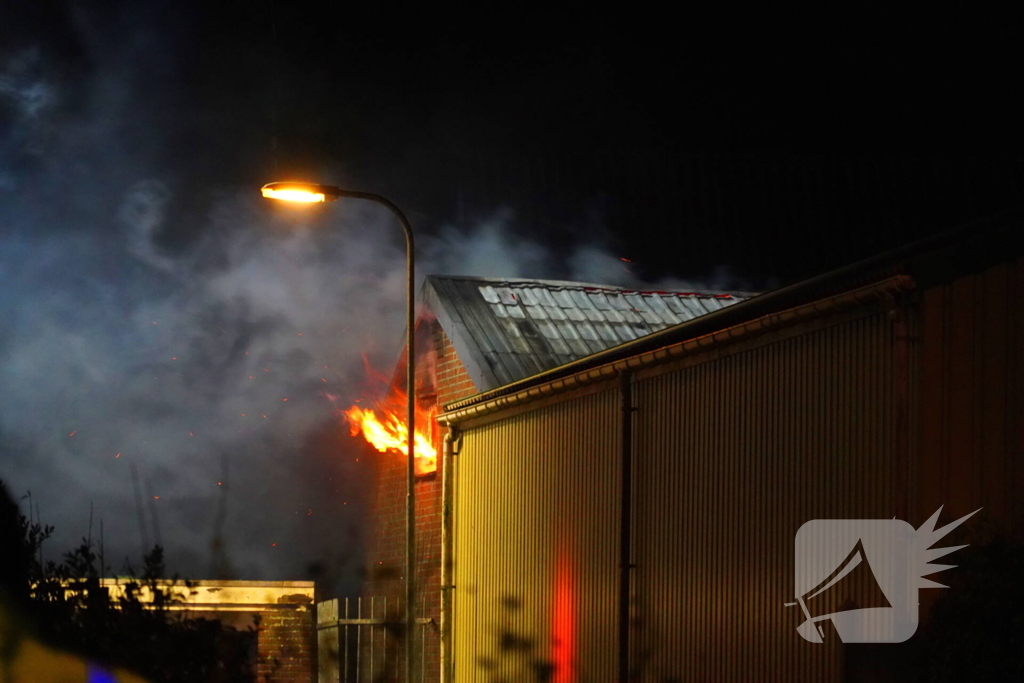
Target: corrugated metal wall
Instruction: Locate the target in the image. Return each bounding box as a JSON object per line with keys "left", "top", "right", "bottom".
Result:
{"left": 447, "top": 255, "right": 1024, "bottom": 683}
{"left": 631, "top": 311, "right": 895, "bottom": 681}
{"left": 452, "top": 388, "right": 621, "bottom": 682}
{"left": 913, "top": 256, "right": 1024, "bottom": 582}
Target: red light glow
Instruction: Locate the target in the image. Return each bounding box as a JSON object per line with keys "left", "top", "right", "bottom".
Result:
{"left": 552, "top": 551, "right": 576, "bottom": 683}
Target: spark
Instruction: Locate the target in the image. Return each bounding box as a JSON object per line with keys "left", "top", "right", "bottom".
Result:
{"left": 620, "top": 257, "right": 632, "bottom": 262}
{"left": 321, "top": 378, "right": 327, "bottom": 382}
{"left": 282, "top": 398, "right": 289, "bottom": 401}
{"left": 153, "top": 496, "right": 160, "bottom": 500}
{"left": 115, "top": 453, "right": 121, "bottom": 459}
{"left": 297, "top": 333, "right": 303, "bottom": 336}
{"left": 217, "top": 482, "right": 222, "bottom": 486}
{"left": 151, "top": 322, "right": 158, "bottom": 325}
{"left": 68, "top": 431, "right": 76, "bottom": 437}
{"left": 172, "top": 357, "right": 178, "bottom": 360}
{"left": 271, "top": 543, "right": 277, "bottom": 547}
{"left": 249, "top": 375, "right": 254, "bottom": 379}
{"left": 262, "top": 415, "right": 267, "bottom": 418}
{"left": 241, "top": 413, "right": 246, "bottom": 416}
{"left": 189, "top": 432, "right": 194, "bottom": 437}
{"left": 263, "top": 369, "right": 269, "bottom": 372}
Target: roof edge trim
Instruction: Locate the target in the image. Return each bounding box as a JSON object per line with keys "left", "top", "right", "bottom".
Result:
{"left": 423, "top": 275, "right": 502, "bottom": 390}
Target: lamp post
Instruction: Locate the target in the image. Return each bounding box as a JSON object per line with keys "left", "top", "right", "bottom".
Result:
{"left": 261, "top": 181, "right": 418, "bottom": 682}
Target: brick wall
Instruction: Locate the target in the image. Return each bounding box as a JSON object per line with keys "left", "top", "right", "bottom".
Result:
{"left": 364, "top": 316, "right": 478, "bottom": 682}
{"left": 256, "top": 596, "right": 314, "bottom": 683}
{"left": 434, "top": 325, "right": 478, "bottom": 407}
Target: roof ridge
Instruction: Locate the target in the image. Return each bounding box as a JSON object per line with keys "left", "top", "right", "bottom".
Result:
{"left": 426, "top": 273, "right": 624, "bottom": 289}
{"left": 426, "top": 273, "right": 750, "bottom": 296}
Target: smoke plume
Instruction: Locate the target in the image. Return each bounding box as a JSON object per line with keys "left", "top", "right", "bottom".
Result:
{"left": 0, "top": 8, "right": 744, "bottom": 596}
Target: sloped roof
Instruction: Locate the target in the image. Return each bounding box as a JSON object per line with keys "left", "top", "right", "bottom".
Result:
{"left": 437, "top": 204, "right": 1024, "bottom": 417}
{"left": 423, "top": 275, "right": 754, "bottom": 392}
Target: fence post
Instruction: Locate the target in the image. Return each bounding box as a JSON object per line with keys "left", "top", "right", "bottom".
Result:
{"left": 317, "top": 599, "right": 340, "bottom": 683}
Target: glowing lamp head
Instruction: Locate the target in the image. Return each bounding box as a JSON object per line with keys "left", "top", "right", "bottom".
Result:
{"left": 260, "top": 182, "right": 339, "bottom": 203}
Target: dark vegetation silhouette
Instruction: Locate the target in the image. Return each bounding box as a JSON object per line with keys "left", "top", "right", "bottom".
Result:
{"left": 0, "top": 480, "right": 258, "bottom": 682}
{"left": 472, "top": 594, "right": 555, "bottom": 683}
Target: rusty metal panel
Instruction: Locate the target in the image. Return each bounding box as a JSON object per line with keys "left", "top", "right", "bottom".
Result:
{"left": 631, "top": 312, "right": 895, "bottom": 681}
{"left": 451, "top": 386, "right": 620, "bottom": 682}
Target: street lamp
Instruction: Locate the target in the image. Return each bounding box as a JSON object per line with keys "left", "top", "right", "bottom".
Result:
{"left": 261, "top": 181, "right": 419, "bottom": 681}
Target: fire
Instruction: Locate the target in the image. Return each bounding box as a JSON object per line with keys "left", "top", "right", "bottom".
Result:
{"left": 344, "top": 400, "right": 437, "bottom": 475}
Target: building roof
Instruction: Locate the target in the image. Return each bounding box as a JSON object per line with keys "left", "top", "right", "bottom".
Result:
{"left": 439, "top": 203, "right": 1024, "bottom": 417}
{"left": 423, "top": 275, "right": 754, "bottom": 392}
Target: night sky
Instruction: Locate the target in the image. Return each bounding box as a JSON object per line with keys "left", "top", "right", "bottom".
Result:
{"left": 2, "top": 3, "right": 1022, "bottom": 593}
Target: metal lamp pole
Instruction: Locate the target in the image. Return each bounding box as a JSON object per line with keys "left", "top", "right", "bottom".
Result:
{"left": 260, "top": 182, "right": 418, "bottom": 682}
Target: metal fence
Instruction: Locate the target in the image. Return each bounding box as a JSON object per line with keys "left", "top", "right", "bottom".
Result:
{"left": 317, "top": 597, "right": 432, "bottom": 683}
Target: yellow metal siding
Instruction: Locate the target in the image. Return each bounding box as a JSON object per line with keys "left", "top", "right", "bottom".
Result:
{"left": 452, "top": 387, "right": 620, "bottom": 682}
{"left": 631, "top": 312, "right": 895, "bottom": 681}
{"left": 447, "top": 257, "right": 1024, "bottom": 682}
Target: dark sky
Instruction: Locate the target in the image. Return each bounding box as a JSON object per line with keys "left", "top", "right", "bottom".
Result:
{"left": 2, "top": 3, "right": 1022, "bottom": 592}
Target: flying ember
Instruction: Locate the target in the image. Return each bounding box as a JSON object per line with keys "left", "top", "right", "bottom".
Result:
{"left": 344, "top": 401, "right": 437, "bottom": 475}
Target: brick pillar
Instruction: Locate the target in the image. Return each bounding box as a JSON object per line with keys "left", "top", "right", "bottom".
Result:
{"left": 364, "top": 322, "right": 478, "bottom": 683}
{"left": 257, "top": 595, "right": 314, "bottom": 683}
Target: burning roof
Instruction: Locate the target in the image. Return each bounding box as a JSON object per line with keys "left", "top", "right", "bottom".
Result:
{"left": 423, "top": 275, "right": 755, "bottom": 392}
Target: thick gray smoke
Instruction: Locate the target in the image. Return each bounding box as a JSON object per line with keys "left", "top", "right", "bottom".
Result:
{"left": 0, "top": 20, "right": 742, "bottom": 595}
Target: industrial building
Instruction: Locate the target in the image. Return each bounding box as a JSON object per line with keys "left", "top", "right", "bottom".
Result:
{"left": 346, "top": 208, "right": 1023, "bottom": 682}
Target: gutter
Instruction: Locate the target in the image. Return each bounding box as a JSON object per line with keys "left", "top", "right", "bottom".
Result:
{"left": 440, "top": 275, "right": 916, "bottom": 425}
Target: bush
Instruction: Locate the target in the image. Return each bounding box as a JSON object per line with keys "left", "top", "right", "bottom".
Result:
{"left": 1, "top": 481, "right": 257, "bottom": 682}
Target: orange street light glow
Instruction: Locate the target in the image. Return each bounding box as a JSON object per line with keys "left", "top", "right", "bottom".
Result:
{"left": 261, "top": 182, "right": 339, "bottom": 203}
{"left": 261, "top": 187, "right": 325, "bottom": 203}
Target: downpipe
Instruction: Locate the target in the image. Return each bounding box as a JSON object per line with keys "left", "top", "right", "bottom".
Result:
{"left": 440, "top": 425, "right": 460, "bottom": 683}
{"left": 618, "top": 371, "right": 636, "bottom": 683}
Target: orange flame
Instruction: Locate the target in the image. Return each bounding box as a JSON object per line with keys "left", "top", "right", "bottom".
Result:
{"left": 344, "top": 399, "right": 437, "bottom": 475}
